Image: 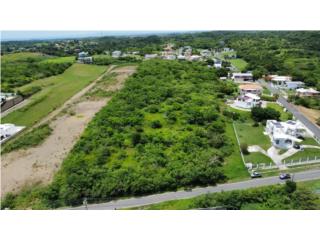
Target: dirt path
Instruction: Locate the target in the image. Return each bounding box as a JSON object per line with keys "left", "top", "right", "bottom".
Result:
{"left": 1, "top": 65, "right": 136, "bottom": 197}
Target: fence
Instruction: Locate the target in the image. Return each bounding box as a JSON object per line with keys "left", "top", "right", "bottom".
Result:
{"left": 250, "top": 162, "right": 278, "bottom": 170}
{"left": 283, "top": 156, "right": 320, "bottom": 167}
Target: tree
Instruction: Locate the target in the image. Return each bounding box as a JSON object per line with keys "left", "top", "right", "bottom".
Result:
{"left": 240, "top": 143, "right": 249, "bottom": 155}
{"left": 285, "top": 180, "right": 297, "bottom": 194}
{"left": 151, "top": 120, "right": 162, "bottom": 129}
{"left": 251, "top": 107, "right": 280, "bottom": 122}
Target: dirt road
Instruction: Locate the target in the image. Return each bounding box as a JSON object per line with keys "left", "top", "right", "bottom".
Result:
{"left": 1, "top": 66, "right": 136, "bottom": 197}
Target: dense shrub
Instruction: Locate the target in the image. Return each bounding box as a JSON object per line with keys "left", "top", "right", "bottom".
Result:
{"left": 251, "top": 107, "right": 280, "bottom": 122}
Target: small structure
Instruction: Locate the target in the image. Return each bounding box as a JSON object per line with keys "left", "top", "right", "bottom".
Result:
{"left": 163, "top": 55, "right": 176, "bottom": 60}
{"left": 0, "top": 124, "right": 25, "bottom": 143}
{"left": 235, "top": 93, "right": 262, "bottom": 109}
{"left": 239, "top": 83, "right": 262, "bottom": 95}
{"left": 265, "top": 120, "right": 307, "bottom": 149}
{"left": 286, "top": 81, "right": 305, "bottom": 90}
{"left": 270, "top": 75, "right": 292, "bottom": 88}
{"left": 189, "top": 55, "right": 201, "bottom": 61}
{"left": 112, "top": 51, "right": 122, "bottom": 58}
{"left": 200, "top": 49, "right": 211, "bottom": 57}
{"left": 144, "top": 54, "right": 158, "bottom": 60}
{"left": 232, "top": 72, "right": 253, "bottom": 82}
{"left": 296, "top": 88, "right": 320, "bottom": 97}
{"left": 213, "top": 59, "right": 222, "bottom": 69}
{"left": 78, "top": 51, "right": 93, "bottom": 64}
{"left": 177, "top": 55, "right": 186, "bottom": 60}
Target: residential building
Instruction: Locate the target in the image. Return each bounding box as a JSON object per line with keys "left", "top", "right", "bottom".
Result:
{"left": 239, "top": 83, "right": 262, "bottom": 95}
{"left": 144, "top": 54, "right": 158, "bottom": 60}
{"left": 270, "top": 75, "right": 292, "bottom": 88}
{"left": 0, "top": 124, "right": 25, "bottom": 143}
{"left": 232, "top": 72, "right": 253, "bottom": 82}
{"left": 286, "top": 81, "right": 305, "bottom": 90}
{"left": 265, "top": 120, "right": 307, "bottom": 149}
{"left": 112, "top": 50, "right": 122, "bottom": 58}
{"left": 296, "top": 88, "right": 320, "bottom": 97}
{"left": 78, "top": 51, "right": 93, "bottom": 64}
{"left": 235, "top": 93, "right": 262, "bottom": 109}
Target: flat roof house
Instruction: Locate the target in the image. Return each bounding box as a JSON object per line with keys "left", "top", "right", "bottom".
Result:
{"left": 78, "top": 51, "right": 93, "bottom": 64}
{"left": 296, "top": 88, "right": 320, "bottom": 97}
{"left": 232, "top": 72, "right": 253, "bottom": 82}
{"left": 239, "top": 83, "right": 262, "bottom": 95}
{"left": 144, "top": 54, "right": 158, "bottom": 60}
{"left": 0, "top": 123, "right": 25, "bottom": 143}
{"left": 270, "top": 75, "right": 292, "bottom": 88}
{"left": 265, "top": 120, "right": 306, "bottom": 149}
{"left": 112, "top": 51, "right": 122, "bottom": 58}
{"left": 235, "top": 93, "right": 262, "bottom": 109}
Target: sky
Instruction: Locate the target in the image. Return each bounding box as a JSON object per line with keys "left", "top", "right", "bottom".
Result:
{"left": 1, "top": 31, "right": 188, "bottom": 41}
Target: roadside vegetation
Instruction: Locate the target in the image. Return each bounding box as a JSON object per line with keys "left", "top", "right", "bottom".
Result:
{"left": 2, "top": 60, "right": 240, "bottom": 209}
{"left": 130, "top": 180, "right": 320, "bottom": 210}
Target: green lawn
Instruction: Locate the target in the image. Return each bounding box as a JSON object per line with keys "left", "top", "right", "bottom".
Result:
{"left": 2, "top": 52, "right": 46, "bottom": 62}
{"left": 2, "top": 64, "right": 107, "bottom": 127}
{"left": 222, "top": 123, "right": 249, "bottom": 181}
{"left": 283, "top": 148, "right": 320, "bottom": 162}
{"left": 228, "top": 59, "right": 248, "bottom": 71}
{"left": 244, "top": 152, "right": 273, "bottom": 165}
{"left": 262, "top": 87, "right": 271, "bottom": 95}
{"left": 267, "top": 102, "right": 291, "bottom": 121}
{"left": 234, "top": 122, "right": 271, "bottom": 150}
{"left": 301, "top": 137, "right": 320, "bottom": 146}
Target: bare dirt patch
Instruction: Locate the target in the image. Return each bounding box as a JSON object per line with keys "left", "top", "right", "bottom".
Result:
{"left": 295, "top": 105, "right": 320, "bottom": 125}
{"left": 1, "top": 65, "right": 136, "bottom": 197}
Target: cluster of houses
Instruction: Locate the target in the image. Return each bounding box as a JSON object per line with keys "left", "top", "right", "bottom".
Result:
{"left": 265, "top": 120, "right": 309, "bottom": 149}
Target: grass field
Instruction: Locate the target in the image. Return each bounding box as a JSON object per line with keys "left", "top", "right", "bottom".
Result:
{"left": 244, "top": 152, "right": 273, "bottom": 165}
{"left": 283, "top": 148, "right": 320, "bottom": 162}
{"left": 267, "top": 102, "right": 291, "bottom": 121}
{"left": 1, "top": 52, "right": 46, "bottom": 62}
{"left": 228, "top": 59, "right": 248, "bottom": 71}
{"left": 2, "top": 64, "right": 107, "bottom": 127}
{"left": 234, "top": 122, "right": 271, "bottom": 150}
{"left": 223, "top": 123, "right": 249, "bottom": 180}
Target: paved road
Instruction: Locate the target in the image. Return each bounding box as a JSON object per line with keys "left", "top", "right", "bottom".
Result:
{"left": 260, "top": 80, "right": 320, "bottom": 140}
{"left": 69, "top": 168, "right": 320, "bottom": 210}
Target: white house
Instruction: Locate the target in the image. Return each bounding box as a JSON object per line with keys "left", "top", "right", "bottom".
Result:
{"left": 296, "top": 88, "right": 320, "bottom": 97}
{"left": 232, "top": 72, "right": 253, "bottom": 82}
{"left": 163, "top": 55, "right": 176, "bottom": 60}
{"left": 112, "top": 51, "right": 122, "bottom": 58}
{"left": 234, "top": 93, "right": 262, "bottom": 109}
{"left": 144, "top": 54, "right": 158, "bottom": 60}
{"left": 200, "top": 49, "right": 211, "bottom": 57}
{"left": 286, "top": 81, "right": 305, "bottom": 90}
{"left": 189, "top": 55, "right": 202, "bottom": 61}
{"left": 265, "top": 120, "right": 307, "bottom": 149}
{"left": 0, "top": 124, "right": 25, "bottom": 143}
{"left": 270, "top": 75, "right": 292, "bottom": 88}
{"left": 78, "top": 52, "right": 93, "bottom": 64}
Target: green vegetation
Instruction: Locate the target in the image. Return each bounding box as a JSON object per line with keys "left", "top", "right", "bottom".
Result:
{"left": 92, "top": 55, "right": 142, "bottom": 65}
{"left": 2, "top": 124, "right": 52, "bottom": 154}
{"left": 251, "top": 106, "right": 281, "bottom": 122}
{"left": 2, "top": 60, "right": 239, "bottom": 209}
{"left": 1, "top": 52, "right": 75, "bottom": 91}
{"left": 244, "top": 152, "right": 273, "bottom": 165}
{"left": 222, "top": 123, "right": 249, "bottom": 180}
{"left": 2, "top": 64, "right": 107, "bottom": 127}
{"left": 283, "top": 148, "right": 320, "bottom": 162}
{"left": 130, "top": 181, "right": 320, "bottom": 210}
{"left": 267, "top": 102, "right": 292, "bottom": 121}
{"left": 228, "top": 59, "right": 248, "bottom": 71}
{"left": 288, "top": 95, "right": 320, "bottom": 110}
{"left": 234, "top": 122, "right": 271, "bottom": 150}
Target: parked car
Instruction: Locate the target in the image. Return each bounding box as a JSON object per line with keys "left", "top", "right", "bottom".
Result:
{"left": 293, "top": 144, "right": 302, "bottom": 150}
{"left": 279, "top": 173, "right": 291, "bottom": 180}
{"left": 251, "top": 171, "right": 262, "bottom": 178}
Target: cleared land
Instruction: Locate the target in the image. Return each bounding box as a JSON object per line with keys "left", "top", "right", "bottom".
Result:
{"left": 1, "top": 66, "right": 136, "bottom": 197}
{"left": 2, "top": 64, "right": 106, "bottom": 127}
{"left": 295, "top": 105, "right": 320, "bottom": 125}
{"left": 228, "top": 59, "right": 248, "bottom": 71}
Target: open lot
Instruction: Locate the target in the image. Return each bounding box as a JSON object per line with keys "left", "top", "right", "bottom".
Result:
{"left": 228, "top": 59, "right": 248, "bottom": 71}
{"left": 2, "top": 64, "right": 107, "bottom": 127}
{"left": 1, "top": 65, "right": 136, "bottom": 197}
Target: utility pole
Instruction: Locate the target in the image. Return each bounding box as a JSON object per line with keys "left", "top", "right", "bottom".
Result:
{"left": 83, "top": 198, "right": 88, "bottom": 210}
